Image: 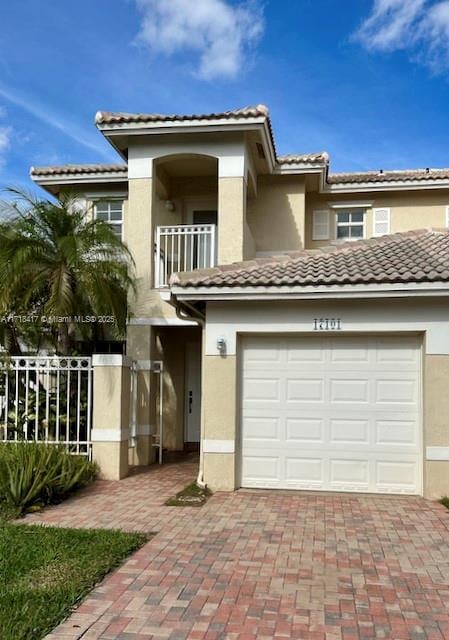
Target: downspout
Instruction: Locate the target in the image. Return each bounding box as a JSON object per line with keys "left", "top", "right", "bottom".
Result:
{"left": 175, "top": 301, "right": 207, "bottom": 489}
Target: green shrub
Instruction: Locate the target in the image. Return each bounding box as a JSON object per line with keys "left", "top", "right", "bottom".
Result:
{"left": 0, "top": 443, "right": 98, "bottom": 514}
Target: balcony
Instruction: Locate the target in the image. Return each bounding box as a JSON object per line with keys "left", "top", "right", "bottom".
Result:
{"left": 155, "top": 224, "right": 217, "bottom": 288}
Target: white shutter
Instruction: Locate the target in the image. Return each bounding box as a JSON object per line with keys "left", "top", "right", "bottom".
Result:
{"left": 312, "top": 210, "right": 330, "bottom": 240}
{"left": 373, "top": 208, "right": 390, "bottom": 236}
{"left": 445, "top": 206, "right": 449, "bottom": 228}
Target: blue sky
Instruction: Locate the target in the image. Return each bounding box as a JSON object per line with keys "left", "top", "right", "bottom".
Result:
{"left": 1, "top": 0, "right": 449, "bottom": 193}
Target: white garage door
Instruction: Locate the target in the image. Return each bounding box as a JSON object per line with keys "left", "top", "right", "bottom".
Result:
{"left": 240, "top": 335, "right": 422, "bottom": 494}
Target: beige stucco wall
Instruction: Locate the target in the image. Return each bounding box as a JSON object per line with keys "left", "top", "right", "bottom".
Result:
{"left": 94, "top": 441, "right": 129, "bottom": 480}
{"left": 247, "top": 176, "right": 306, "bottom": 253}
{"left": 305, "top": 190, "right": 449, "bottom": 249}
{"left": 203, "top": 453, "right": 235, "bottom": 492}
{"left": 203, "top": 355, "right": 237, "bottom": 440}
{"left": 424, "top": 355, "right": 449, "bottom": 498}
{"left": 218, "top": 177, "right": 252, "bottom": 263}
{"left": 202, "top": 354, "right": 237, "bottom": 490}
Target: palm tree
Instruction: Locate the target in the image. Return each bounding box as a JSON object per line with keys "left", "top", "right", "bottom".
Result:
{"left": 0, "top": 188, "right": 135, "bottom": 355}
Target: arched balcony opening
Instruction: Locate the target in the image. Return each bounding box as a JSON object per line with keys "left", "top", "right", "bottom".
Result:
{"left": 153, "top": 154, "right": 218, "bottom": 288}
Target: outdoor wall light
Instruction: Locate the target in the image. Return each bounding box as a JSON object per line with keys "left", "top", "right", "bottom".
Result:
{"left": 216, "top": 336, "right": 226, "bottom": 354}
{"left": 165, "top": 199, "right": 176, "bottom": 212}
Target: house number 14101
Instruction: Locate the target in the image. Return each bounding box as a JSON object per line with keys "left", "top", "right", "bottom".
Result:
{"left": 313, "top": 318, "right": 342, "bottom": 331}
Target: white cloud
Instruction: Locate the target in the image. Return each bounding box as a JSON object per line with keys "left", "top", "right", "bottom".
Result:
{"left": 0, "top": 126, "right": 11, "bottom": 169}
{"left": 134, "top": 0, "right": 264, "bottom": 80}
{"left": 354, "top": 0, "right": 449, "bottom": 71}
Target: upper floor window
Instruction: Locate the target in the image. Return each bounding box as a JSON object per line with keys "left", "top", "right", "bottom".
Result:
{"left": 336, "top": 209, "right": 365, "bottom": 240}
{"left": 95, "top": 201, "right": 123, "bottom": 240}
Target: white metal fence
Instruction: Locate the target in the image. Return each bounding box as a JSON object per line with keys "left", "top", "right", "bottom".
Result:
{"left": 155, "top": 224, "right": 216, "bottom": 288}
{"left": 0, "top": 356, "right": 92, "bottom": 456}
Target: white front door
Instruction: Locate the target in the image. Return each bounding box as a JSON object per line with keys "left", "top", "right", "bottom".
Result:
{"left": 240, "top": 335, "right": 422, "bottom": 495}
{"left": 185, "top": 342, "right": 201, "bottom": 443}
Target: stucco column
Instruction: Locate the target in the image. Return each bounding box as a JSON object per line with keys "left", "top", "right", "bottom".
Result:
{"left": 91, "top": 355, "right": 131, "bottom": 480}
{"left": 202, "top": 353, "right": 237, "bottom": 490}
{"left": 126, "top": 176, "right": 154, "bottom": 315}
{"left": 424, "top": 354, "right": 449, "bottom": 498}
{"left": 217, "top": 173, "right": 249, "bottom": 264}
{"left": 125, "top": 166, "right": 157, "bottom": 466}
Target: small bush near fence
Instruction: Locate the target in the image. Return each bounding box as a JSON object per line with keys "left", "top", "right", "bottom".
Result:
{"left": 0, "top": 442, "right": 98, "bottom": 516}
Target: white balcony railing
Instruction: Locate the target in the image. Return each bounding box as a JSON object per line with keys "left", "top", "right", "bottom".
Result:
{"left": 155, "top": 224, "right": 217, "bottom": 288}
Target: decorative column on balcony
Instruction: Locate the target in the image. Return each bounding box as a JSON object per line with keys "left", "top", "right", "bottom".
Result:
{"left": 217, "top": 153, "right": 251, "bottom": 265}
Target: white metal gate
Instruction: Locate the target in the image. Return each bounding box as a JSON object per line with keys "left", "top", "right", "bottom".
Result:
{"left": 129, "top": 359, "right": 164, "bottom": 463}
{"left": 0, "top": 356, "right": 93, "bottom": 456}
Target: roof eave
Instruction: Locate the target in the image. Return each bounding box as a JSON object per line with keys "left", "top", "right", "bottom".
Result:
{"left": 95, "top": 114, "right": 268, "bottom": 133}
{"left": 324, "top": 179, "right": 449, "bottom": 193}
{"left": 30, "top": 171, "right": 128, "bottom": 186}
{"left": 274, "top": 164, "right": 326, "bottom": 175}
{"left": 170, "top": 281, "right": 449, "bottom": 302}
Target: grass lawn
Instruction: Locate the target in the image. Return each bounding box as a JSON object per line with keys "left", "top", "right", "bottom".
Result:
{"left": 0, "top": 521, "right": 147, "bottom": 640}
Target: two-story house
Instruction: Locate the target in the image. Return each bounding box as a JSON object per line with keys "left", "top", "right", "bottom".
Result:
{"left": 31, "top": 105, "right": 449, "bottom": 498}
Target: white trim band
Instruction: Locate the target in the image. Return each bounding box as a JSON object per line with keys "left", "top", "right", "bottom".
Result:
{"left": 426, "top": 446, "right": 449, "bottom": 461}
{"left": 128, "top": 317, "right": 197, "bottom": 326}
{"left": 91, "top": 428, "right": 130, "bottom": 443}
{"left": 202, "top": 439, "right": 235, "bottom": 453}
{"left": 92, "top": 354, "right": 132, "bottom": 367}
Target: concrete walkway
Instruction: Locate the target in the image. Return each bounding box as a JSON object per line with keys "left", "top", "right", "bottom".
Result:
{"left": 25, "top": 458, "right": 449, "bottom": 640}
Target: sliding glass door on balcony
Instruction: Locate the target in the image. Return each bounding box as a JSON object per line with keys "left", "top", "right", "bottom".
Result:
{"left": 155, "top": 224, "right": 217, "bottom": 288}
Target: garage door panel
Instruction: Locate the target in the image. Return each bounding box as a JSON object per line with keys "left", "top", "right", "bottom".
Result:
{"left": 375, "top": 459, "right": 420, "bottom": 493}
{"left": 287, "top": 378, "right": 324, "bottom": 402}
{"left": 375, "top": 378, "right": 418, "bottom": 405}
{"left": 375, "top": 419, "right": 418, "bottom": 447}
{"left": 285, "top": 457, "right": 324, "bottom": 486}
{"left": 286, "top": 342, "right": 327, "bottom": 363}
{"left": 243, "top": 377, "right": 280, "bottom": 402}
{"left": 375, "top": 337, "right": 420, "bottom": 365}
{"left": 243, "top": 454, "right": 280, "bottom": 482}
{"left": 242, "top": 338, "right": 282, "bottom": 365}
{"left": 329, "top": 340, "right": 370, "bottom": 363}
{"left": 241, "top": 335, "right": 422, "bottom": 495}
{"left": 330, "top": 378, "right": 370, "bottom": 403}
{"left": 330, "top": 458, "right": 369, "bottom": 486}
{"left": 329, "top": 418, "right": 370, "bottom": 444}
{"left": 285, "top": 417, "right": 324, "bottom": 443}
{"left": 242, "top": 416, "right": 280, "bottom": 441}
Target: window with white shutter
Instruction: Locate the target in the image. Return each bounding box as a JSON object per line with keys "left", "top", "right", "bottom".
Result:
{"left": 372, "top": 208, "right": 390, "bottom": 237}
{"left": 312, "top": 210, "right": 330, "bottom": 240}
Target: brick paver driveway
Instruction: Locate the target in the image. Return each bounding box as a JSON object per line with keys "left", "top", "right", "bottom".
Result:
{"left": 25, "top": 457, "right": 449, "bottom": 640}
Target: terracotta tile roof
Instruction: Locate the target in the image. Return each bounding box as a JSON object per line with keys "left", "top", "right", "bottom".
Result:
{"left": 277, "top": 152, "right": 329, "bottom": 166}
{"left": 327, "top": 168, "right": 449, "bottom": 184}
{"left": 171, "top": 229, "right": 449, "bottom": 289}
{"left": 95, "top": 105, "right": 270, "bottom": 126}
{"left": 30, "top": 164, "right": 127, "bottom": 178}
